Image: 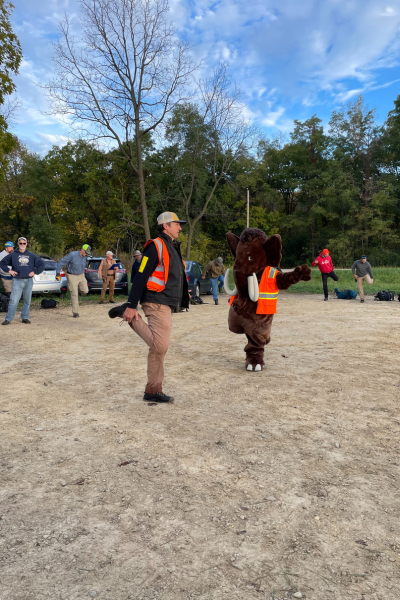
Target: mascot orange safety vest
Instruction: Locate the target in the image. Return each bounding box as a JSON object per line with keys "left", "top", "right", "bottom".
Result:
{"left": 141, "top": 237, "right": 185, "bottom": 292}
{"left": 229, "top": 266, "right": 279, "bottom": 314}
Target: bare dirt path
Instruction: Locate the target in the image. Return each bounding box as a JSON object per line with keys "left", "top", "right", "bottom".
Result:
{"left": 1, "top": 294, "right": 400, "bottom": 600}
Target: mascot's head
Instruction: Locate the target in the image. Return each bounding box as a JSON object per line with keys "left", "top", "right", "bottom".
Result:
{"left": 225, "top": 228, "right": 282, "bottom": 301}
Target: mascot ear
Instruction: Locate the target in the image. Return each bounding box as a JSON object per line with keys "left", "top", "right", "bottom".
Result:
{"left": 263, "top": 234, "right": 282, "bottom": 267}
{"left": 226, "top": 232, "right": 240, "bottom": 257}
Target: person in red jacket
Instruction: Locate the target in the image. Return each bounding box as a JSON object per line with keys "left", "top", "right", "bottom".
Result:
{"left": 312, "top": 249, "right": 338, "bottom": 301}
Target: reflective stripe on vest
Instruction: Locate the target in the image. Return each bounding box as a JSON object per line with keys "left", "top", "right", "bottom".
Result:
{"left": 144, "top": 237, "right": 170, "bottom": 292}
{"left": 256, "top": 266, "right": 279, "bottom": 315}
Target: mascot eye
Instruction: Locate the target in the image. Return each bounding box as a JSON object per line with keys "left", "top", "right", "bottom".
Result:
{"left": 248, "top": 256, "right": 252, "bottom": 261}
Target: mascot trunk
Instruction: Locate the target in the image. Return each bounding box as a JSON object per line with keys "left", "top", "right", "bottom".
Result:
{"left": 225, "top": 228, "right": 311, "bottom": 371}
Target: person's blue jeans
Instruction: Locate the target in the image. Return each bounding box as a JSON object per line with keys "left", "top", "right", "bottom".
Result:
{"left": 5, "top": 277, "right": 34, "bottom": 322}
{"left": 210, "top": 274, "right": 225, "bottom": 300}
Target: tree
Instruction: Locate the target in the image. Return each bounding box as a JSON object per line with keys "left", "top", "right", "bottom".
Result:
{"left": 47, "top": 0, "right": 197, "bottom": 241}
{"left": 0, "top": 0, "right": 22, "bottom": 180}
{"left": 164, "top": 65, "right": 258, "bottom": 258}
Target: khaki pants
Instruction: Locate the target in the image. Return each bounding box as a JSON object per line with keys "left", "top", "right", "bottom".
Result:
{"left": 357, "top": 274, "right": 373, "bottom": 300}
{"left": 66, "top": 273, "right": 88, "bottom": 314}
{"left": 1, "top": 277, "right": 12, "bottom": 295}
{"left": 100, "top": 275, "right": 115, "bottom": 301}
{"left": 129, "top": 303, "right": 172, "bottom": 393}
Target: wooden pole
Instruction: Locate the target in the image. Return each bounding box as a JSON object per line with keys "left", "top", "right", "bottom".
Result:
{"left": 246, "top": 188, "right": 249, "bottom": 228}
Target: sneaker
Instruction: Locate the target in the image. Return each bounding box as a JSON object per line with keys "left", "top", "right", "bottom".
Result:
{"left": 22, "top": 319, "right": 31, "bottom": 324}
{"left": 109, "top": 300, "right": 116, "bottom": 304}
{"left": 2, "top": 320, "right": 10, "bottom": 325}
{"left": 108, "top": 302, "right": 130, "bottom": 319}
{"left": 143, "top": 392, "right": 174, "bottom": 404}
{"left": 99, "top": 301, "right": 104, "bottom": 304}
{"left": 215, "top": 299, "right": 219, "bottom": 305}
{"left": 360, "top": 299, "right": 365, "bottom": 303}
{"left": 324, "top": 297, "right": 328, "bottom": 301}
{"left": 73, "top": 313, "right": 79, "bottom": 318}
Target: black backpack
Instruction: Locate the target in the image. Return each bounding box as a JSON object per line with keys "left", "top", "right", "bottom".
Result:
{"left": 40, "top": 298, "right": 59, "bottom": 309}
{"left": 190, "top": 295, "right": 204, "bottom": 305}
{"left": 0, "top": 293, "right": 9, "bottom": 313}
{"left": 374, "top": 291, "right": 394, "bottom": 301}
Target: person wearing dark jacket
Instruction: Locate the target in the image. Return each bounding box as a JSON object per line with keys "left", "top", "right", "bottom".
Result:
{"left": 351, "top": 255, "right": 374, "bottom": 303}
{"left": 312, "top": 248, "right": 339, "bottom": 301}
{"left": 130, "top": 250, "right": 142, "bottom": 283}
{"left": 109, "top": 212, "right": 189, "bottom": 404}
{"left": 0, "top": 237, "right": 44, "bottom": 325}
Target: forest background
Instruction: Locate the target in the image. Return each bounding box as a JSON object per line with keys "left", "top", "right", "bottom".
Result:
{"left": 1, "top": 0, "right": 400, "bottom": 269}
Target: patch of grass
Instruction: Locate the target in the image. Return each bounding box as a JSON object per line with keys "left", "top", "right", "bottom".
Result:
{"left": 228, "top": 268, "right": 400, "bottom": 296}
{"left": 286, "top": 268, "right": 400, "bottom": 296}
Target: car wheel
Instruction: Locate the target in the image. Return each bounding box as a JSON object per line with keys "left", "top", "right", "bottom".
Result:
{"left": 195, "top": 283, "right": 200, "bottom": 297}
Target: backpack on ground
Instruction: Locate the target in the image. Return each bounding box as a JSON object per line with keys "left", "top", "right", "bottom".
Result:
{"left": 374, "top": 291, "right": 394, "bottom": 301}
{"left": 334, "top": 288, "right": 357, "bottom": 300}
{"left": 190, "top": 295, "right": 204, "bottom": 305}
{"left": 40, "top": 298, "right": 59, "bottom": 309}
{"left": 0, "top": 293, "right": 9, "bottom": 313}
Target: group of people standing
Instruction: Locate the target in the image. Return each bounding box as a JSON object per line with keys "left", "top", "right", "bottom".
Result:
{"left": 312, "top": 248, "right": 374, "bottom": 302}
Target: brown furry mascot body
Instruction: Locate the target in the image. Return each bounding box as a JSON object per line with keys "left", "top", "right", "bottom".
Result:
{"left": 226, "top": 228, "right": 311, "bottom": 371}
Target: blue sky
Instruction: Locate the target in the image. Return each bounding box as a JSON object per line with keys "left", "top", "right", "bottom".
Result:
{"left": 9, "top": 0, "right": 400, "bottom": 154}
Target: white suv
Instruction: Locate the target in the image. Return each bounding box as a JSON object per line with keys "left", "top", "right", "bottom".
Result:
{"left": 32, "top": 256, "right": 68, "bottom": 298}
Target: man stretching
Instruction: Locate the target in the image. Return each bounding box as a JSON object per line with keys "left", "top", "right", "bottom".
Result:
{"left": 312, "top": 249, "right": 338, "bottom": 301}
{"left": 351, "top": 255, "right": 374, "bottom": 303}
{"left": 109, "top": 212, "right": 189, "bottom": 404}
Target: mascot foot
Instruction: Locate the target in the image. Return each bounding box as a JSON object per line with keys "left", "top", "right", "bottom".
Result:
{"left": 246, "top": 363, "right": 263, "bottom": 372}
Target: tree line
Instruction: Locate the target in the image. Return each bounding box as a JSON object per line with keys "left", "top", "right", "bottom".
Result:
{"left": 1, "top": 0, "right": 400, "bottom": 266}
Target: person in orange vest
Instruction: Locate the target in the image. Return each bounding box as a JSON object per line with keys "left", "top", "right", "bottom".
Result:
{"left": 108, "top": 212, "right": 189, "bottom": 404}
{"left": 225, "top": 228, "right": 311, "bottom": 372}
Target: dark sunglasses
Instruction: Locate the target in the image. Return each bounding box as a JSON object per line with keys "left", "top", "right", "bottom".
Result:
{"left": 19, "top": 242, "right": 27, "bottom": 245}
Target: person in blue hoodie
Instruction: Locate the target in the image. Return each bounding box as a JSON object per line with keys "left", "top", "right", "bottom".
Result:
{"left": 0, "top": 237, "right": 45, "bottom": 325}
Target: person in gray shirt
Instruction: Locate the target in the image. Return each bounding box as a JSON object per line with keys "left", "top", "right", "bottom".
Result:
{"left": 56, "top": 244, "right": 91, "bottom": 317}
{"left": 351, "top": 255, "right": 374, "bottom": 303}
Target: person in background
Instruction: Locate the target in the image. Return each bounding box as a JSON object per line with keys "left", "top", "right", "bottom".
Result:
{"left": 130, "top": 250, "right": 142, "bottom": 284}
{"left": 56, "top": 244, "right": 91, "bottom": 317}
{"left": 0, "top": 237, "right": 44, "bottom": 325}
{"left": 202, "top": 257, "right": 225, "bottom": 305}
{"left": 98, "top": 251, "right": 118, "bottom": 304}
{"left": 351, "top": 255, "right": 374, "bottom": 303}
{"left": 312, "top": 248, "right": 339, "bottom": 301}
{"left": 0, "top": 241, "right": 14, "bottom": 297}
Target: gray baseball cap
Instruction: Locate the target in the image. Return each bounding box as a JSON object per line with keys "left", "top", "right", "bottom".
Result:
{"left": 216, "top": 257, "right": 223, "bottom": 264}
{"left": 157, "top": 211, "right": 187, "bottom": 225}
{"left": 134, "top": 250, "right": 142, "bottom": 256}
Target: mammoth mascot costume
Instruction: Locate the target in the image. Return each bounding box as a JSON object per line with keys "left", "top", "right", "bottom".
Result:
{"left": 225, "top": 228, "right": 311, "bottom": 372}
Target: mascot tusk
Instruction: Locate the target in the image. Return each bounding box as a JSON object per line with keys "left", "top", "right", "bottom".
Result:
{"left": 224, "top": 269, "right": 237, "bottom": 296}
{"left": 247, "top": 273, "right": 259, "bottom": 302}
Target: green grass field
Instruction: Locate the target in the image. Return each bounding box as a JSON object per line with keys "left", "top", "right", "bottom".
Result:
{"left": 2, "top": 267, "right": 400, "bottom": 308}
{"left": 228, "top": 267, "right": 400, "bottom": 296}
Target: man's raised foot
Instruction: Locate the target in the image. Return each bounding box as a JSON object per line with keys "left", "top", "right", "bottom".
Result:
{"left": 108, "top": 302, "right": 130, "bottom": 318}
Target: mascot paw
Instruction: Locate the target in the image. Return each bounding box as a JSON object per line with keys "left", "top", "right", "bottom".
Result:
{"left": 293, "top": 264, "right": 312, "bottom": 282}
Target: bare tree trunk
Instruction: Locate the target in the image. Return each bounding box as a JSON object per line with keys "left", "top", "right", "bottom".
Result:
{"left": 135, "top": 132, "right": 151, "bottom": 241}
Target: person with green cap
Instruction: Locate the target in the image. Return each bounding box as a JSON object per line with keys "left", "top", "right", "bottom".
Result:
{"left": 0, "top": 241, "right": 14, "bottom": 297}
{"left": 56, "top": 244, "right": 91, "bottom": 317}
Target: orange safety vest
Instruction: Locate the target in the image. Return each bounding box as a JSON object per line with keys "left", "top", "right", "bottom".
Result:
{"left": 256, "top": 266, "right": 279, "bottom": 314}
{"left": 143, "top": 237, "right": 170, "bottom": 292}
{"left": 229, "top": 266, "right": 279, "bottom": 314}
{"left": 143, "top": 237, "right": 185, "bottom": 292}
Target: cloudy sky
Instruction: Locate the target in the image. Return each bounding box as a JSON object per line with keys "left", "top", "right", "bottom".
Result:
{"left": 10, "top": 0, "right": 400, "bottom": 153}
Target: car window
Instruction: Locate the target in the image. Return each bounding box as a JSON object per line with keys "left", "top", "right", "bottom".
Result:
{"left": 193, "top": 263, "right": 202, "bottom": 276}
{"left": 43, "top": 261, "right": 57, "bottom": 270}
{"left": 87, "top": 260, "right": 101, "bottom": 270}
{"left": 184, "top": 261, "right": 191, "bottom": 272}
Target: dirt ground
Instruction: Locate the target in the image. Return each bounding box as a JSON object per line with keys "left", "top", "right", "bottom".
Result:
{"left": 1, "top": 293, "right": 400, "bottom": 600}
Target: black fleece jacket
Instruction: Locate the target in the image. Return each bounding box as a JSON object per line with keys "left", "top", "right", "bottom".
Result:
{"left": 127, "top": 233, "right": 189, "bottom": 310}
